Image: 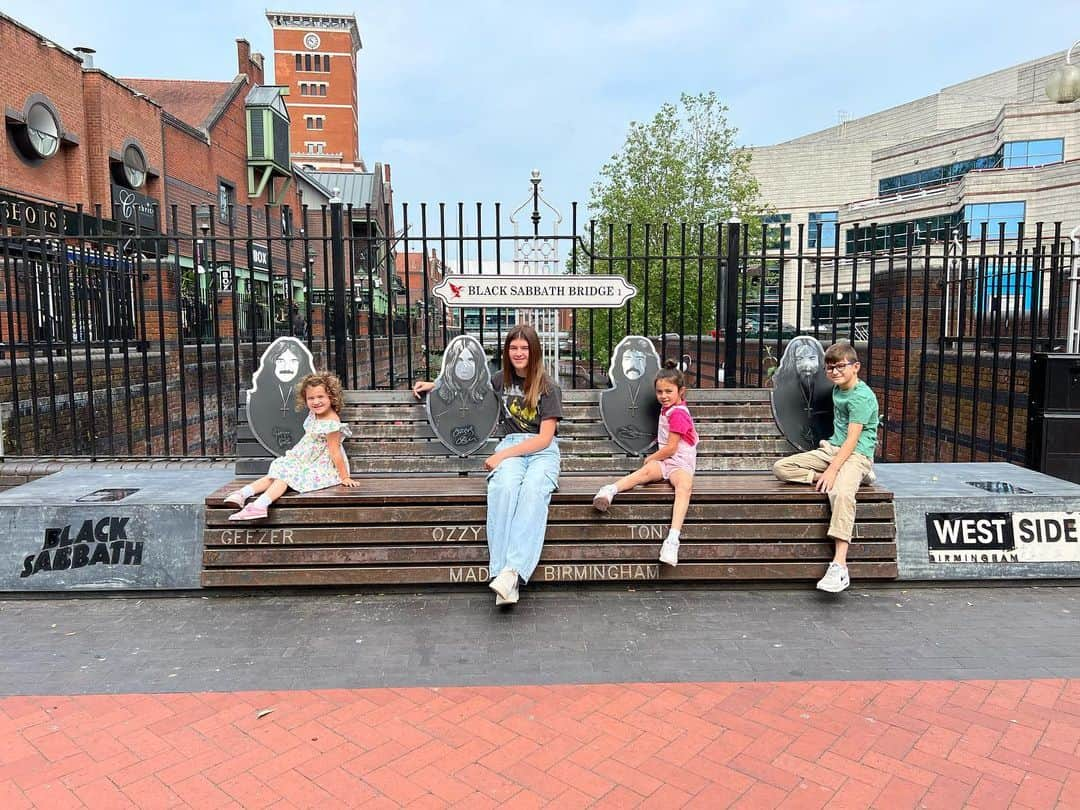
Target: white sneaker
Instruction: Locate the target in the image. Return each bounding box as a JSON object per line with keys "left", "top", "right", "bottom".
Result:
{"left": 593, "top": 484, "right": 618, "bottom": 512}
{"left": 495, "top": 580, "right": 519, "bottom": 606}
{"left": 816, "top": 562, "right": 850, "bottom": 593}
{"left": 489, "top": 568, "right": 518, "bottom": 601}
{"left": 659, "top": 535, "right": 680, "bottom": 566}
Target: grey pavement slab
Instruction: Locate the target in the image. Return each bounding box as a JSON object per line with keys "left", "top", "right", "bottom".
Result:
{"left": 0, "top": 583, "right": 1077, "bottom": 695}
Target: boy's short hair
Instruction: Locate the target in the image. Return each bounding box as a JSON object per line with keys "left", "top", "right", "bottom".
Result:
{"left": 824, "top": 342, "right": 859, "bottom": 365}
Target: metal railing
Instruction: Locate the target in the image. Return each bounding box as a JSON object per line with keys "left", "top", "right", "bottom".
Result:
{"left": 1, "top": 201, "right": 1076, "bottom": 464}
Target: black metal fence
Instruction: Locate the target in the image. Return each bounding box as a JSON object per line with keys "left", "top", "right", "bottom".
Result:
{"left": 1, "top": 198, "right": 1076, "bottom": 464}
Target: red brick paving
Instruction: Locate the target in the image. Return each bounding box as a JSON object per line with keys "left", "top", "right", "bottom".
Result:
{"left": 1, "top": 680, "right": 1079, "bottom": 808}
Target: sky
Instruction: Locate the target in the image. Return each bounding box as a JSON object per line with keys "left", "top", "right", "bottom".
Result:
{"left": 5, "top": 0, "right": 1074, "bottom": 221}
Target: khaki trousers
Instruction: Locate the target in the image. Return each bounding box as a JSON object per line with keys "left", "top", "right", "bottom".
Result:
{"left": 772, "top": 442, "right": 874, "bottom": 543}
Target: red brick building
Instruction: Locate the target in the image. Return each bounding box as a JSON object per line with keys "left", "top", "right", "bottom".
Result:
{"left": 267, "top": 11, "right": 364, "bottom": 172}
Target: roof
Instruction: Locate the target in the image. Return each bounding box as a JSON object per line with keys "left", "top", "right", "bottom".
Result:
{"left": 123, "top": 78, "right": 237, "bottom": 130}
{"left": 293, "top": 164, "right": 336, "bottom": 199}
{"left": 245, "top": 85, "right": 289, "bottom": 119}
{"left": 308, "top": 171, "right": 375, "bottom": 208}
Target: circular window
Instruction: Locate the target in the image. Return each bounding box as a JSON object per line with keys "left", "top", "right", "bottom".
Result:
{"left": 26, "top": 102, "right": 60, "bottom": 159}
{"left": 122, "top": 144, "right": 146, "bottom": 188}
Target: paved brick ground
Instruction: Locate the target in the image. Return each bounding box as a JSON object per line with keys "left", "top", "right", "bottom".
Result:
{"left": 2, "top": 678, "right": 1079, "bottom": 808}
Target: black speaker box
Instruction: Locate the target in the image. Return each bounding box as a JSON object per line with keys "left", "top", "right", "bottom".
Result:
{"left": 1029, "top": 352, "right": 1080, "bottom": 413}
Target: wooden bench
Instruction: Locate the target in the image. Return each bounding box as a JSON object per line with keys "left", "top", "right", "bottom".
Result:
{"left": 203, "top": 389, "right": 897, "bottom": 587}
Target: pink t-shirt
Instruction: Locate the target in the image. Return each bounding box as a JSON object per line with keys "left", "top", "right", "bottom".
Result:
{"left": 662, "top": 402, "right": 698, "bottom": 447}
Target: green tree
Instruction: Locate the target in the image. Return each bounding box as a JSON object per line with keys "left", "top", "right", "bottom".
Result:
{"left": 574, "top": 91, "right": 765, "bottom": 366}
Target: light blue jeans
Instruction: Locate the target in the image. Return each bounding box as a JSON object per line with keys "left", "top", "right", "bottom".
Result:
{"left": 486, "top": 433, "right": 560, "bottom": 584}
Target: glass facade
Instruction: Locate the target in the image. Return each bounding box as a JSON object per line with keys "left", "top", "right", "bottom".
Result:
{"left": 1002, "top": 139, "right": 1063, "bottom": 168}
{"left": 845, "top": 213, "right": 958, "bottom": 254}
{"left": 963, "top": 201, "right": 1025, "bottom": 239}
{"left": 763, "top": 213, "right": 791, "bottom": 250}
{"left": 879, "top": 153, "right": 1001, "bottom": 196}
{"left": 981, "top": 258, "right": 1034, "bottom": 313}
{"left": 812, "top": 290, "right": 871, "bottom": 331}
{"left": 844, "top": 201, "right": 1027, "bottom": 253}
{"left": 807, "top": 211, "right": 838, "bottom": 249}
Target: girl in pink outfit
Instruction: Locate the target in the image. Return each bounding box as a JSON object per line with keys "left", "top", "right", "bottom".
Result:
{"left": 593, "top": 360, "right": 697, "bottom": 566}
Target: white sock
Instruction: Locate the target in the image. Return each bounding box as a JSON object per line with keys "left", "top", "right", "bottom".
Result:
{"left": 604, "top": 484, "right": 618, "bottom": 499}
{"left": 666, "top": 529, "right": 681, "bottom": 542}
{"left": 253, "top": 494, "right": 272, "bottom": 508}
{"left": 240, "top": 485, "right": 255, "bottom": 500}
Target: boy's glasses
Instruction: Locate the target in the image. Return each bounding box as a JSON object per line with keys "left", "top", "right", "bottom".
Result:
{"left": 825, "top": 362, "right": 853, "bottom": 374}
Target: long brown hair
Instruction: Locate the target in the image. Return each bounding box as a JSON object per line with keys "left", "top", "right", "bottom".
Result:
{"left": 501, "top": 323, "right": 549, "bottom": 410}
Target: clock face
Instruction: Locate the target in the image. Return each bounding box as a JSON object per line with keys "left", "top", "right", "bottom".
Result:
{"left": 304, "top": 33, "right": 320, "bottom": 50}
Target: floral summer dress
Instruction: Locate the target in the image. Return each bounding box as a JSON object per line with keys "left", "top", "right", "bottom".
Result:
{"left": 267, "top": 413, "right": 352, "bottom": 492}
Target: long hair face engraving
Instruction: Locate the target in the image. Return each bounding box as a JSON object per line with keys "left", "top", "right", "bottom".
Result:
{"left": 437, "top": 337, "right": 489, "bottom": 404}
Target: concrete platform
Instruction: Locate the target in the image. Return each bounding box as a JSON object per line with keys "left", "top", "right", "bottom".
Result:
{"left": 875, "top": 462, "right": 1080, "bottom": 580}
{"left": 0, "top": 468, "right": 233, "bottom": 591}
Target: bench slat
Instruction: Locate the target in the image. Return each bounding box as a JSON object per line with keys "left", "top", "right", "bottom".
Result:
{"left": 202, "top": 561, "right": 898, "bottom": 587}
{"left": 203, "top": 541, "right": 897, "bottom": 567}
{"left": 203, "top": 521, "right": 895, "bottom": 546}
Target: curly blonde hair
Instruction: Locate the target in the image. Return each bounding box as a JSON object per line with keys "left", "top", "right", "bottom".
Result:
{"left": 295, "top": 372, "right": 345, "bottom": 415}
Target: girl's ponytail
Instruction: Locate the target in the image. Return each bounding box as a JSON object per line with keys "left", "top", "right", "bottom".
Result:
{"left": 655, "top": 359, "right": 686, "bottom": 389}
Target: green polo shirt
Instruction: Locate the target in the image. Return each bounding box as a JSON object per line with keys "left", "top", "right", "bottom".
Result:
{"left": 828, "top": 379, "right": 879, "bottom": 459}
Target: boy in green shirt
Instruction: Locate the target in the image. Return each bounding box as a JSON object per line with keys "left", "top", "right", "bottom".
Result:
{"left": 773, "top": 342, "right": 878, "bottom": 593}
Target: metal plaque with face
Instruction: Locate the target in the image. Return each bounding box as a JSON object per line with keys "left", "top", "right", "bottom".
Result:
{"left": 426, "top": 334, "right": 500, "bottom": 457}
{"left": 600, "top": 335, "right": 663, "bottom": 455}
{"left": 247, "top": 337, "right": 317, "bottom": 457}
{"left": 770, "top": 336, "right": 834, "bottom": 452}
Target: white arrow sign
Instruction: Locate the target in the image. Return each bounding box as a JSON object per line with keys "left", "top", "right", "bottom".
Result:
{"left": 433, "top": 274, "right": 637, "bottom": 309}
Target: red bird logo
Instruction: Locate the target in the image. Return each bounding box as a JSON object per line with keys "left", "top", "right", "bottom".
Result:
{"left": 448, "top": 281, "right": 463, "bottom": 298}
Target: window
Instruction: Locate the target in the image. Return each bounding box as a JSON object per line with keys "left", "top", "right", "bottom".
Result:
{"left": 1003, "top": 139, "right": 1064, "bottom": 168}
{"left": 878, "top": 152, "right": 1001, "bottom": 196}
{"left": 846, "top": 213, "right": 959, "bottom": 253}
{"left": 807, "top": 211, "right": 838, "bottom": 249}
{"left": 305, "top": 142, "right": 326, "bottom": 154}
{"left": 304, "top": 53, "right": 312, "bottom": 71}
{"left": 304, "top": 115, "right": 324, "bottom": 130}
{"left": 313, "top": 54, "right": 322, "bottom": 71}
{"left": 9, "top": 96, "right": 63, "bottom": 162}
{"left": 982, "top": 259, "right": 1034, "bottom": 314}
{"left": 812, "top": 291, "right": 871, "bottom": 331}
{"left": 294, "top": 54, "right": 302, "bottom": 71}
{"left": 964, "top": 201, "right": 1026, "bottom": 239}
{"left": 217, "top": 181, "right": 234, "bottom": 224}
{"left": 320, "top": 54, "right": 331, "bottom": 72}
{"left": 762, "top": 213, "right": 791, "bottom": 250}
{"left": 299, "top": 82, "right": 327, "bottom": 96}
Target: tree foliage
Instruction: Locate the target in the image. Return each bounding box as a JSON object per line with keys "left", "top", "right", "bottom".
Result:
{"left": 574, "top": 92, "right": 764, "bottom": 366}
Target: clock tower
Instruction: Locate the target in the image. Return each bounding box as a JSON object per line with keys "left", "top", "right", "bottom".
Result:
{"left": 266, "top": 11, "right": 364, "bottom": 171}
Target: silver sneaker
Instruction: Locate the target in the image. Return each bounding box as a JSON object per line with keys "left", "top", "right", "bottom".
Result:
{"left": 489, "top": 568, "right": 518, "bottom": 601}
{"left": 592, "top": 484, "right": 618, "bottom": 512}
{"left": 816, "top": 562, "right": 850, "bottom": 593}
{"left": 659, "top": 536, "right": 680, "bottom": 566}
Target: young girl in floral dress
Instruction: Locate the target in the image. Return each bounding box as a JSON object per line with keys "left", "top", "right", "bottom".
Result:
{"left": 226, "top": 372, "right": 359, "bottom": 520}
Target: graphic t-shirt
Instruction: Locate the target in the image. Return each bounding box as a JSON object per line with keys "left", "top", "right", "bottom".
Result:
{"left": 828, "top": 379, "right": 879, "bottom": 459}
{"left": 492, "top": 371, "right": 563, "bottom": 435}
